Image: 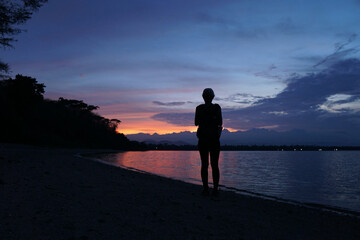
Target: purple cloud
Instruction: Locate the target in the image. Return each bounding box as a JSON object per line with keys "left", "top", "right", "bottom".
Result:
{"left": 153, "top": 101, "right": 186, "bottom": 106}
{"left": 152, "top": 112, "right": 194, "bottom": 126}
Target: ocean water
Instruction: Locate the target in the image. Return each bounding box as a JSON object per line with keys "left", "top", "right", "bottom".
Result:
{"left": 95, "top": 150, "right": 360, "bottom": 213}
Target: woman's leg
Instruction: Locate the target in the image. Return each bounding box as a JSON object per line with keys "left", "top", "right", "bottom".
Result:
{"left": 210, "top": 149, "right": 220, "bottom": 193}
{"left": 199, "top": 149, "right": 209, "bottom": 192}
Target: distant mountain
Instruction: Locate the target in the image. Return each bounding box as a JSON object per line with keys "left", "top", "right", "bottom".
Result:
{"left": 126, "top": 128, "right": 360, "bottom": 146}
{"left": 127, "top": 131, "right": 196, "bottom": 145}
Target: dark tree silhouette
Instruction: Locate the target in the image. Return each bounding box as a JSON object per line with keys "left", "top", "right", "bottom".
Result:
{"left": 0, "top": 74, "right": 45, "bottom": 140}
{"left": 0, "top": 74, "right": 44, "bottom": 104}
{"left": 0, "top": 74, "right": 138, "bottom": 149}
{"left": 0, "top": 0, "right": 48, "bottom": 77}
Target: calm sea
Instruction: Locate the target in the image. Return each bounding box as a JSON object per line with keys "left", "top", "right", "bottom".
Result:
{"left": 94, "top": 151, "right": 360, "bottom": 213}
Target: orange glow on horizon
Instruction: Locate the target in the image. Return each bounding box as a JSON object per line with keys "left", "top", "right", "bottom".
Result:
{"left": 103, "top": 111, "right": 197, "bottom": 135}
{"left": 101, "top": 107, "right": 240, "bottom": 135}
{"left": 118, "top": 122, "right": 197, "bottom": 135}
{"left": 225, "top": 127, "right": 240, "bottom": 132}
{"left": 117, "top": 122, "right": 240, "bottom": 135}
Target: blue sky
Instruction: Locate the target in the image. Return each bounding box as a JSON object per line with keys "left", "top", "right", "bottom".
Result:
{"left": 3, "top": 0, "right": 360, "bottom": 141}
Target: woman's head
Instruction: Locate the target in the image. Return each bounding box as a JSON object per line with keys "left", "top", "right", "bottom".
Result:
{"left": 202, "top": 88, "right": 215, "bottom": 103}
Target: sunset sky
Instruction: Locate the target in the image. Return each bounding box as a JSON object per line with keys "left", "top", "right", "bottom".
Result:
{"left": 3, "top": 0, "right": 360, "bottom": 137}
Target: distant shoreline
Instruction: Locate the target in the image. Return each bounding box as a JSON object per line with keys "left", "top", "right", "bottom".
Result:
{"left": 141, "top": 143, "right": 360, "bottom": 151}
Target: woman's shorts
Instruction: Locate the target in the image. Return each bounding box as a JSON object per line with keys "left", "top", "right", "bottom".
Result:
{"left": 198, "top": 138, "right": 220, "bottom": 152}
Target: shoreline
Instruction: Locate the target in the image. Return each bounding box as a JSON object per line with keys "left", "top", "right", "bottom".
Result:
{"left": 82, "top": 151, "right": 360, "bottom": 218}
{"left": 1, "top": 144, "right": 360, "bottom": 239}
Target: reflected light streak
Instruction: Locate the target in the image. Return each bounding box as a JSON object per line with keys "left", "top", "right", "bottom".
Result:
{"left": 113, "top": 151, "right": 203, "bottom": 185}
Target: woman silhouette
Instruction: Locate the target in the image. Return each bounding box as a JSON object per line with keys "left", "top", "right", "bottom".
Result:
{"left": 195, "top": 88, "right": 222, "bottom": 196}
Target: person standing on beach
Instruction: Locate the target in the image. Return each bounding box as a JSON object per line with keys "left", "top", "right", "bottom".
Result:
{"left": 195, "top": 88, "right": 223, "bottom": 196}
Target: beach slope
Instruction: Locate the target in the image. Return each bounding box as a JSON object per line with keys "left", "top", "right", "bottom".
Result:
{"left": 1, "top": 144, "right": 360, "bottom": 239}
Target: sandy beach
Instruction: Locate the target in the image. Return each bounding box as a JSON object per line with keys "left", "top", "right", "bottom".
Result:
{"left": 1, "top": 144, "right": 360, "bottom": 239}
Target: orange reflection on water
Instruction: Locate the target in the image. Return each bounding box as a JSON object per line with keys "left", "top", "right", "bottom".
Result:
{"left": 111, "top": 151, "right": 208, "bottom": 185}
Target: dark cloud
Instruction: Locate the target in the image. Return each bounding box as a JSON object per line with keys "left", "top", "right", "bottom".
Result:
{"left": 313, "top": 34, "right": 358, "bottom": 68}
{"left": 225, "top": 58, "right": 360, "bottom": 131}
{"left": 152, "top": 59, "right": 360, "bottom": 144}
{"left": 291, "top": 34, "right": 359, "bottom": 71}
{"left": 153, "top": 101, "right": 186, "bottom": 106}
{"left": 152, "top": 112, "right": 194, "bottom": 126}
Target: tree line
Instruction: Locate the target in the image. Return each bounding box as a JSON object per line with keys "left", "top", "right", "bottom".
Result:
{"left": 0, "top": 74, "right": 144, "bottom": 149}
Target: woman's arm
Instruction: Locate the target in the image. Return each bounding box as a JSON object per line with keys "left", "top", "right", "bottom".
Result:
{"left": 195, "top": 106, "right": 200, "bottom": 126}
{"left": 217, "top": 104, "right": 223, "bottom": 126}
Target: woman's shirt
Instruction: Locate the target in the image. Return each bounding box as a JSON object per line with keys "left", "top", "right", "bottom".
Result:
{"left": 195, "top": 103, "right": 222, "bottom": 140}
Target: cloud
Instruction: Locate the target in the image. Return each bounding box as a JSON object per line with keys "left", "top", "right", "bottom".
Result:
{"left": 318, "top": 94, "right": 360, "bottom": 113}
{"left": 216, "top": 93, "right": 266, "bottom": 105}
{"left": 153, "top": 101, "right": 186, "bottom": 106}
{"left": 313, "top": 34, "right": 358, "bottom": 68}
{"left": 254, "top": 64, "right": 283, "bottom": 80}
{"left": 152, "top": 112, "right": 194, "bottom": 126}
{"left": 152, "top": 59, "right": 360, "bottom": 144}
{"left": 225, "top": 58, "right": 360, "bottom": 131}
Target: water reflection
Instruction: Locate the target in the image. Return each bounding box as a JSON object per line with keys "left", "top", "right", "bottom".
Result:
{"left": 108, "top": 151, "right": 203, "bottom": 184}
{"left": 98, "top": 150, "right": 360, "bottom": 212}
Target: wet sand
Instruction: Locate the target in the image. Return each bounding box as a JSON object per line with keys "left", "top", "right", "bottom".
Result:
{"left": 1, "top": 144, "right": 360, "bottom": 239}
